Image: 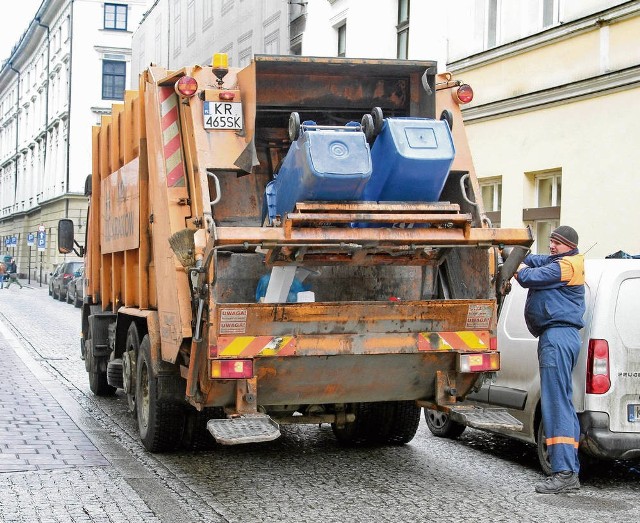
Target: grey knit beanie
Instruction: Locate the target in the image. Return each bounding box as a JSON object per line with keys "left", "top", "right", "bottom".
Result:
{"left": 550, "top": 225, "right": 578, "bottom": 249}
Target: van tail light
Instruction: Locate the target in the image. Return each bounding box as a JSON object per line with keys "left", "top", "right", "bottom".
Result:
{"left": 586, "top": 339, "right": 611, "bottom": 394}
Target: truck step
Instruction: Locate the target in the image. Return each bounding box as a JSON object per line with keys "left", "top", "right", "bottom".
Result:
{"left": 449, "top": 406, "right": 523, "bottom": 431}
{"left": 206, "top": 414, "right": 281, "bottom": 445}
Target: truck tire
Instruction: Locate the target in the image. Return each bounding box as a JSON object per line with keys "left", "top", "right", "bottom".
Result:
{"left": 123, "top": 323, "right": 140, "bottom": 413}
{"left": 136, "top": 335, "right": 185, "bottom": 452}
{"left": 332, "top": 402, "right": 395, "bottom": 446}
{"left": 182, "top": 406, "right": 225, "bottom": 450}
{"left": 86, "top": 333, "right": 116, "bottom": 397}
{"left": 382, "top": 401, "right": 421, "bottom": 445}
{"left": 424, "top": 409, "right": 466, "bottom": 439}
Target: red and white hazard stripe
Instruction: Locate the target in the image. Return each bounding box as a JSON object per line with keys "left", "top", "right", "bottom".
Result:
{"left": 159, "top": 87, "right": 185, "bottom": 187}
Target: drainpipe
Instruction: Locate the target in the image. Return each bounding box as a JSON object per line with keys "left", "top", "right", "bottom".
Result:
{"left": 35, "top": 17, "right": 50, "bottom": 202}
{"left": 8, "top": 63, "right": 20, "bottom": 203}
{"left": 64, "top": 0, "right": 75, "bottom": 213}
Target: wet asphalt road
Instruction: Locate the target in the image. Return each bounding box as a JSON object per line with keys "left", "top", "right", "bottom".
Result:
{"left": 1, "top": 281, "right": 639, "bottom": 522}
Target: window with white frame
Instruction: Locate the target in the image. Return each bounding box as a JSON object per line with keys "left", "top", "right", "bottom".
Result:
{"left": 173, "top": 0, "right": 181, "bottom": 57}
{"left": 264, "top": 31, "right": 279, "bottom": 55}
{"left": 239, "top": 47, "right": 252, "bottom": 68}
{"left": 187, "top": 0, "right": 196, "bottom": 45}
{"left": 104, "top": 3, "right": 128, "bottom": 31}
{"left": 542, "top": 0, "right": 559, "bottom": 29}
{"left": 203, "top": 0, "right": 214, "bottom": 30}
{"left": 397, "top": 0, "right": 409, "bottom": 59}
{"left": 523, "top": 171, "right": 562, "bottom": 253}
{"left": 337, "top": 24, "right": 346, "bottom": 57}
{"left": 486, "top": 0, "right": 501, "bottom": 49}
{"left": 536, "top": 172, "right": 561, "bottom": 208}
{"left": 480, "top": 177, "right": 502, "bottom": 226}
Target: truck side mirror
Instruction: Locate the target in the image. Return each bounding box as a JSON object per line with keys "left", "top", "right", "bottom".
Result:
{"left": 58, "top": 219, "right": 85, "bottom": 257}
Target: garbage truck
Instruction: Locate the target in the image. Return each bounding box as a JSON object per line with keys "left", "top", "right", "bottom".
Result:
{"left": 58, "top": 55, "right": 533, "bottom": 452}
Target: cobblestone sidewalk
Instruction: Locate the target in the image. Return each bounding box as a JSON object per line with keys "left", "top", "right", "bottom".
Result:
{"left": 0, "top": 335, "right": 109, "bottom": 472}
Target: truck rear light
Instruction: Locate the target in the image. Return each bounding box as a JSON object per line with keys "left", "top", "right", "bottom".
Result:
{"left": 210, "top": 359, "right": 253, "bottom": 379}
{"left": 490, "top": 336, "right": 497, "bottom": 350}
{"left": 175, "top": 75, "right": 198, "bottom": 97}
{"left": 452, "top": 83, "right": 473, "bottom": 104}
{"left": 586, "top": 339, "right": 611, "bottom": 394}
{"left": 458, "top": 352, "right": 500, "bottom": 373}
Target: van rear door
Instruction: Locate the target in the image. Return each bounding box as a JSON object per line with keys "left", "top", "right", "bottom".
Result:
{"left": 584, "top": 262, "right": 640, "bottom": 433}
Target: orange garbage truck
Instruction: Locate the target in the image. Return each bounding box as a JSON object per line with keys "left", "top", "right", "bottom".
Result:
{"left": 58, "top": 55, "right": 533, "bottom": 452}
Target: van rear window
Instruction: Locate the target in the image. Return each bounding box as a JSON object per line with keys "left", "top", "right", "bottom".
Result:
{"left": 615, "top": 278, "right": 640, "bottom": 348}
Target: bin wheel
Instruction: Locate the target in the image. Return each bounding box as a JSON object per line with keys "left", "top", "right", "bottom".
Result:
{"left": 361, "top": 113, "right": 375, "bottom": 144}
{"left": 371, "top": 107, "right": 384, "bottom": 135}
{"left": 440, "top": 109, "right": 454, "bottom": 130}
{"left": 288, "top": 112, "right": 301, "bottom": 142}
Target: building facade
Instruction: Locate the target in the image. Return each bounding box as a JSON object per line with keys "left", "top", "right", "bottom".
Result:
{"left": 445, "top": 0, "right": 640, "bottom": 256}
{"left": 0, "top": 0, "right": 146, "bottom": 281}
{"left": 131, "top": 0, "right": 291, "bottom": 82}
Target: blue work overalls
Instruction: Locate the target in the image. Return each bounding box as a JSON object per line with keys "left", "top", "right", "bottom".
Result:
{"left": 517, "top": 250, "right": 585, "bottom": 474}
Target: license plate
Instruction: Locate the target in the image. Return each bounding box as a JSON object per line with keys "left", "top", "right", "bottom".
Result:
{"left": 203, "top": 101, "right": 243, "bottom": 130}
{"left": 628, "top": 404, "right": 640, "bottom": 422}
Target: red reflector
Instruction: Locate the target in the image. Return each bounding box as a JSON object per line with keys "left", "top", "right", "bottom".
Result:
{"left": 209, "top": 345, "right": 218, "bottom": 358}
{"left": 489, "top": 336, "right": 497, "bottom": 350}
{"left": 458, "top": 352, "right": 500, "bottom": 372}
{"left": 586, "top": 339, "right": 610, "bottom": 394}
{"left": 210, "top": 359, "right": 253, "bottom": 379}
{"left": 219, "top": 91, "right": 236, "bottom": 101}
{"left": 175, "top": 75, "right": 198, "bottom": 97}
{"left": 453, "top": 83, "right": 474, "bottom": 104}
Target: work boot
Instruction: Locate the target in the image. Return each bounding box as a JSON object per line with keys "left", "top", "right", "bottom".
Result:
{"left": 535, "top": 471, "right": 580, "bottom": 494}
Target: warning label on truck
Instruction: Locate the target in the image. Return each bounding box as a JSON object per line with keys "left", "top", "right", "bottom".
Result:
{"left": 465, "top": 304, "right": 492, "bottom": 330}
{"left": 220, "top": 309, "right": 248, "bottom": 334}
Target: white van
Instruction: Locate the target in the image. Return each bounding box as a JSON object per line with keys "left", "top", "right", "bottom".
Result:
{"left": 425, "top": 258, "right": 640, "bottom": 473}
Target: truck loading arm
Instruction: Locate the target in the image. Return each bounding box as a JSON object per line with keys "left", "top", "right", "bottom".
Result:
{"left": 212, "top": 201, "right": 532, "bottom": 264}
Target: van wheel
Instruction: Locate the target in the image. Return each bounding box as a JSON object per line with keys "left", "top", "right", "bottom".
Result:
{"left": 424, "top": 409, "right": 466, "bottom": 439}
{"left": 136, "top": 335, "right": 185, "bottom": 452}
{"left": 536, "top": 421, "right": 553, "bottom": 475}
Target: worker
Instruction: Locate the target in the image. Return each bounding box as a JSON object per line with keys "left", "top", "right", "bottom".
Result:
{"left": 515, "top": 225, "right": 585, "bottom": 494}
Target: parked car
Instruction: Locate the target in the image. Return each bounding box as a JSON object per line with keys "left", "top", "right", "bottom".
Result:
{"left": 425, "top": 258, "right": 640, "bottom": 473}
{"left": 48, "top": 263, "right": 63, "bottom": 296}
{"left": 50, "top": 261, "right": 83, "bottom": 301}
{"left": 66, "top": 265, "right": 84, "bottom": 307}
